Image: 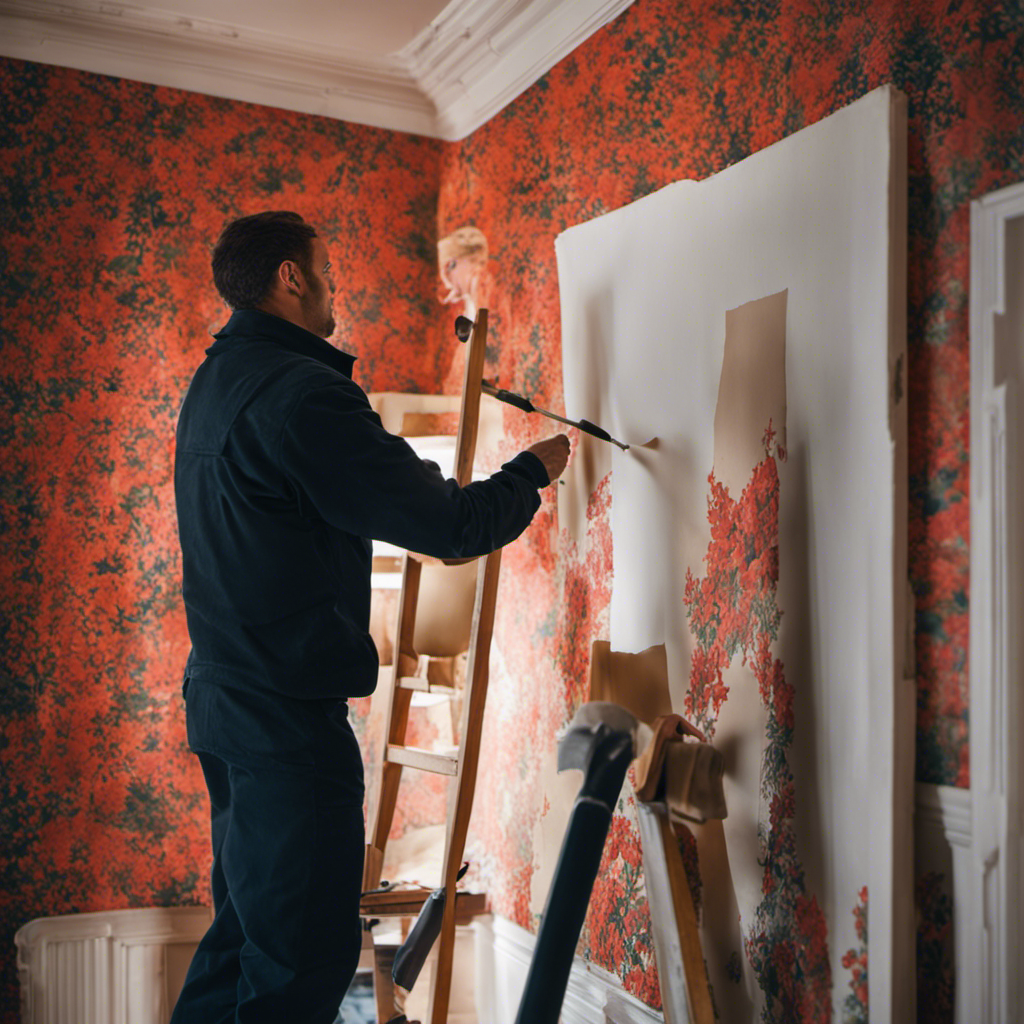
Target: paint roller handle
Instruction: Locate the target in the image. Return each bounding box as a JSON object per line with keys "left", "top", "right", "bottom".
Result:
{"left": 576, "top": 419, "right": 630, "bottom": 450}
{"left": 482, "top": 381, "right": 630, "bottom": 450}
{"left": 481, "top": 382, "right": 535, "bottom": 413}
{"left": 576, "top": 418, "right": 612, "bottom": 443}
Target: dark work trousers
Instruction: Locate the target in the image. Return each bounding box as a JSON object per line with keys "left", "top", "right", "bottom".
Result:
{"left": 171, "top": 680, "right": 365, "bottom": 1024}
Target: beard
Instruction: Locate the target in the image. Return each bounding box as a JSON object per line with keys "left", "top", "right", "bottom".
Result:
{"left": 302, "top": 280, "right": 335, "bottom": 338}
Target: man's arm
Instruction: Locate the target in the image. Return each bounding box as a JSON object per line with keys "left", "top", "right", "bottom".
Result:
{"left": 280, "top": 381, "right": 567, "bottom": 559}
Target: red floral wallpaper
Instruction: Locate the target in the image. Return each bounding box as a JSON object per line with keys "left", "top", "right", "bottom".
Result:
{"left": 0, "top": 58, "right": 442, "bottom": 1017}
{"left": 2, "top": 0, "right": 1022, "bottom": 1018}
{"left": 435, "top": 0, "right": 1022, "bottom": 1015}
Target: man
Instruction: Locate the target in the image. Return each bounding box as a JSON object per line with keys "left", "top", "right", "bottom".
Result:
{"left": 172, "top": 211, "right": 568, "bottom": 1023}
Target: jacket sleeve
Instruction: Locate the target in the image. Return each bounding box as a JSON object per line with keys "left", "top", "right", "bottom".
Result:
{"left": 279, "top": 380, "right": 549, "bottom": 558}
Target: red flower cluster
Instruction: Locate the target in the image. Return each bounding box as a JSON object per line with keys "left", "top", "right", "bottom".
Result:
{"left": 685, "top": 425, "right": 834, "bottom": 1021}
{"left": 683, "top": 425, "right": 786, "bottom": 739}
{"left": 841, "top": 887, "right": 869, "bottom": 1023}
{"left": 585, "top": 811, "right": 661, "bottom": 1008}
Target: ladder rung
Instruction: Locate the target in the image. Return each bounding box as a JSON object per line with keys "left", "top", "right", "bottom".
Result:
{"left": 387, "top": 745, "right": 460, "bottom": 776}
{"left": 398, "top": 675, "right": 428, "bottom": 691}
{"left": 361, "top": 887, "right": 488, "bottom": 921}
{"left": 398, "top": 676, "right": 455, "bottom": 696}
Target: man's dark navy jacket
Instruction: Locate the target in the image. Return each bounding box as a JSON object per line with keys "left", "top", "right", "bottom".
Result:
{"left": 175, "top": 309, "right": 549, "bottom": 701}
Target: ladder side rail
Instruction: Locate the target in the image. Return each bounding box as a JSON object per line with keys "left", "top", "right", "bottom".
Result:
{"left": 362, "top": 308, "right": 496, "bottom": 1015}
{"left": 453, "top": 309, "right": 488, "bottom": 487}
{"left": 428, "top": 547, "right": 503, "bottom": 1024}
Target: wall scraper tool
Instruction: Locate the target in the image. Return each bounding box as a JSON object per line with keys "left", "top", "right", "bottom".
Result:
{"left": 454, "top": 314, "right": 630, "bottom": 450}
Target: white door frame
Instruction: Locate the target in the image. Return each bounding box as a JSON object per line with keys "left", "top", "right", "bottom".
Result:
{"left": 968, "top": 178, "right": 1024, "bottom": 1024}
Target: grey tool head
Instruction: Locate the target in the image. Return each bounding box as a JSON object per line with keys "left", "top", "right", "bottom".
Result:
{"left": 557, "top": 702, "right": 643, "bottom": 809}
{"left": 557, "top": 701, "right": 652, "bottom": 774}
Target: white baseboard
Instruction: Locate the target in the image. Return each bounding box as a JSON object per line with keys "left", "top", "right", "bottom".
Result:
{"left": 915, "top": 781, "right": 974, "bottom": 1024}
{"left": 475, "top": 915, "right": 663, "bottom": 1024}
{"left": 915, "top": 781, "right": 972, "bottom": 849}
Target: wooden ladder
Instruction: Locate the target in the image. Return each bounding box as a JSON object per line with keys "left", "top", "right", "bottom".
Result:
{"left": 360, "top": 308, "right": 499, "bottom": 1024}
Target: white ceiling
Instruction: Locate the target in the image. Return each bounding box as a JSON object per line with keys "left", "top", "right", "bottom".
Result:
{"left": 149, "top": 0, "right": 455, "bottom": 55}
{"left": 0, "top": 0, "right": 635, "bottom": 140}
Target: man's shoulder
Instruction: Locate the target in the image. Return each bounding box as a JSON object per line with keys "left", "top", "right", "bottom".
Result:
{"left": 179, "top": 341, "right": 364, "bottom": 453}
{"left": 196, "top": 338, "right": 358, "bottom": 401}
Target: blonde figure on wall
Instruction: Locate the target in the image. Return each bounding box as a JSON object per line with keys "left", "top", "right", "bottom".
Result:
{"left": 438, "top": 225, "right": 490, "bottom": 320}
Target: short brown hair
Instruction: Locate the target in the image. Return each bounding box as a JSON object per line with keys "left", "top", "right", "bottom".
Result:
{"left": 211, "top": 211, "right": 317, "bottom": 309}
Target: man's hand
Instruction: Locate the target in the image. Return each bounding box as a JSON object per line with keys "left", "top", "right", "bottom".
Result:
{"left": 527, "top": 434, "right": 571, "bottom": 485}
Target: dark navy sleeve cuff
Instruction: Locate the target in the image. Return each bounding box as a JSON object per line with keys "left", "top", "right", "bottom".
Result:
{"left": 503, "top": 450, "right": 550, "bottom": 489}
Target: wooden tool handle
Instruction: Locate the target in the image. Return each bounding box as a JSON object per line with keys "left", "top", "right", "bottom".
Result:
{"left": 453, "top": 309, "right": 488, "bottom": 487}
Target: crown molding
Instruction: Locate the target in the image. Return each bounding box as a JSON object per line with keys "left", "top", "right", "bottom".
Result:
{"left": 0, "top": 0, "right": 635, "bottom": 140}
{"left": 400, "top": 0, "right": 634, "bottom": 139}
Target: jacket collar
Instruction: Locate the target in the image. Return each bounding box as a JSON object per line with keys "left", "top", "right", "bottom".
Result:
{"left": 209, "top": 308, "right": 356, "bottom": 378}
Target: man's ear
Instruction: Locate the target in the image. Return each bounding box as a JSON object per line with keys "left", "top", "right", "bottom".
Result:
{"left": 279, "top": 260, "right": 303, "bottom": 295}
